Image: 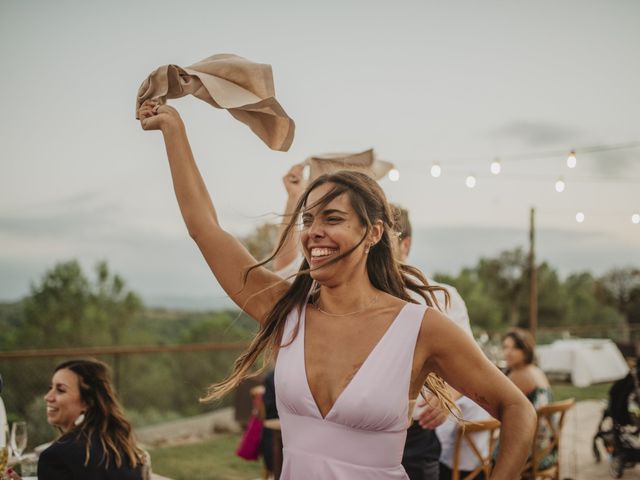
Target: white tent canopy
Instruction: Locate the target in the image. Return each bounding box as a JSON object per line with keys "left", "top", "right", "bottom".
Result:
{"left": 537, "top": 339, "right": 629, "bottom": 387}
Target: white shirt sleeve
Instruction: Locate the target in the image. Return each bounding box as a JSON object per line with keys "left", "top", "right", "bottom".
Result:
{"left": 428, "top": 279, "right": 472, "bottom": 338}
{"left": 411, "top": 279, "right": 473, "bottom": 419}
{"left": 0, "top": 396, "right": 6, "bottom": 447}
{"left": 436, "top": 396, "right": 493, "bottom": 471}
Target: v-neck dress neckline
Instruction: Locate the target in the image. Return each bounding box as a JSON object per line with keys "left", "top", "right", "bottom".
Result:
{"left": 274, "top": 301, "right": 427, "bottom": 479}
{"left": 302, "top": 303, "right": 410, "bottom": 420}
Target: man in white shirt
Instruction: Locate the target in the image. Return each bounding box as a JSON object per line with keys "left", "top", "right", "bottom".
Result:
{"left": 435, "top": 396, "right": 492, "bottom": 479}
{"left": 0, "top": 374, "right": 7, "bottom": 457}
{"left": 390, "top": 205, "right": 474, "bottom": 480}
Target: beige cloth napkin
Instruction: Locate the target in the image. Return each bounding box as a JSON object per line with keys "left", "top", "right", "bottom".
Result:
{"left": 136, "top": 53, "right": 295, "bottom": 151}
{"left": 305, "top": 149, "right": 394, "bottom": 181}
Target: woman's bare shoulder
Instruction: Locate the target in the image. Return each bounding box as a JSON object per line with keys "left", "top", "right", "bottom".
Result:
{"left": 529, "top": 364, "right": 550, "bottom": 387}
{"left": 415, "top": 306, "right": 474, "bottom": 358}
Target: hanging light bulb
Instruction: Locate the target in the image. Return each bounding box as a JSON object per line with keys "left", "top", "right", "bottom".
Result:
{"left": 388, "top": 168, "right": 400, "bottom": 182}
{"left": 490, "top": 158, "right": 501, "bottom": 175}
{"left": 632, "top": 213, "right": 640, "bottom": 224}
{"left": 567, "top": 150, "right": 577, "bottom": 169}
{"left": 430, "top": 162, "right": 442, "bottom": 178}
{"left": 575, "top": 212, "right": 585, "bottom": 223}
{"left": 465, "top": 175, "right": 477, "bottom": 188}
{"left": 555, "top": 177, "right": 565, "bottom": 193}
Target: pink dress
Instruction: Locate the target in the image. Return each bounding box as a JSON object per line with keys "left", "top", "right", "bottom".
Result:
{"left": 275, "top": 302, "right": 426, "bottom": 479}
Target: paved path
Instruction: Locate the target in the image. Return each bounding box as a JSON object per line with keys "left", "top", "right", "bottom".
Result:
{"left": 561, "top": 400, "right": 640, "bottom": 479}
{"left": 137, "top": 407, "right": 238, "bottom": 447}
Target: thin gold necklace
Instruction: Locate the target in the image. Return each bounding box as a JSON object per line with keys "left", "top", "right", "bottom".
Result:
{"left": 313, "top": 294, "right": 379, "bottom": 317}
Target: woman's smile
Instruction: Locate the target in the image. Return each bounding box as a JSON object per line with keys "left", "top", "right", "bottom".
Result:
{"left": 309, "top": 247, "right": 339, "bottom": 265}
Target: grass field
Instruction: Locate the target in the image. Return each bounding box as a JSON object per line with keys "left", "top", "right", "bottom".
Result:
{"left": 149, "top": 434, "right": 262, "bottom": 480}
{"left": 552, "top": 381, "right": 611, "bottom": 402}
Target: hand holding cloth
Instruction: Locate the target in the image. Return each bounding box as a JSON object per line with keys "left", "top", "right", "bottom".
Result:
{"left": 305, "top": 149, "right": 394, "bottom": 181}
{"left": 136, "top": 53, "right": 295, "bottom": 151}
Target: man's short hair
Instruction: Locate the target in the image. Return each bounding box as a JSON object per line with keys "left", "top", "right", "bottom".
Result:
{"left": 391, "top": 204, "right": 412, "bottom": 240}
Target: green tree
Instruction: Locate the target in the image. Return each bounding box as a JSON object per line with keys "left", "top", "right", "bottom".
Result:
{"left": 564, "top": 272, "right": 624, "bottom": 335}
{"left": 595, "top": 268, "right": 640, "bottom": 342}
{"left": 518, "top": 261, "right": 567, "bottom": 329}
{"left": 440, "top": 249, "right": 585, "bottom": 333}
{"left": 90, "top": 261, "right": 143, "bottom": 346}
{"left": 434, "top": 268, "right": 503, "bottom": 332}
{"left": 475, "top": 248, "right": 528, "bottom": 327}
{"left": 20, "top": 261, "right": 93, "bottom": 347}
{"left": 433, "top": 251, "right": 630, "bottom": 340}
{"left": 595, "top": 268, "right": 640, "bottom": 324}
{"left": 17, "top": 260, "right": 142, "bottom": 348}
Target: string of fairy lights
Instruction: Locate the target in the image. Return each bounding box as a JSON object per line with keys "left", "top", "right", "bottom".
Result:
{"left": 385, "top": 141, "right": 640, "bottom": 225}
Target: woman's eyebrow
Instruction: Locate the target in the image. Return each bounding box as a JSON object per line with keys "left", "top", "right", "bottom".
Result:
{"left": 302, "top": 207, "right": 348, "bottom": 217}
{"left": 320, "top": 208, "right": 348, "bottom": 216}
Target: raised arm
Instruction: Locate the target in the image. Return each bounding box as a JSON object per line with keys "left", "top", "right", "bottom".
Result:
{"left": 137, "top": 100, "right": 288, "bottom": 322}
{"left": 272, "top": 163, "right": 306, "bottom": 273}
{"left": 418, "top": 309, "right": 536, "bottom": 479}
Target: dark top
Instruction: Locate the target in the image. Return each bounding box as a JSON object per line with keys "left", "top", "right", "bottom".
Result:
{"left": 263, "top": 369, "right": 279, "bottom": 420}
{"left": 38, "top": 430, "right": 144, "bottom": 480}
{"left": 610, "top": 371, "right": 640, "bottom": 426}
{"left": 402, "top": 421, "right": 441, "bottom": 480}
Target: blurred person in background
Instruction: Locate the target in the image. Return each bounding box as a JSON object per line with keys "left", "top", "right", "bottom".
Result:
{"left": 390, "top": 205, "right": 475, "bottom": 480}
{"left": 436, "top": 395, "right": 492, "bottom": 480}
{"left": 37, "top": 359, "right": 148, "bottom": 480}
{"left": 502, "top": 329, "right": 555, "bottom": 470}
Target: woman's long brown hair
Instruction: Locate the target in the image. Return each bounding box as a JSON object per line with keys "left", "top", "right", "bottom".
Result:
{"left": 202, "top": 171, "right": 457, "bottom": 414}
{"left": 54, "top": 359, "right": 145, "bottom": 469}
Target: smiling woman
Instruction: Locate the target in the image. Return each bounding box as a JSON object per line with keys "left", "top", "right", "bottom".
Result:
{"left": 301, "top": 182, "right": 381, "bottom": 283}
{"left": 44, "top": 368, "right": 87, "bottom": 432}
{"left": 38, "top": 359, "right": 147, "bottom": 480}
{"left": 138, "top": 99, "right": 537, "bottom": 479}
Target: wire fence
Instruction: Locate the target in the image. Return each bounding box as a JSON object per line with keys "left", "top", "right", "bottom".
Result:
{"left": 0, "top": 343, "right": 250, "bottom": 448}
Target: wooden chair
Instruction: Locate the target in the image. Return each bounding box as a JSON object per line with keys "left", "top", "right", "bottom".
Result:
{"left": 520, "top": 398, "right": 575, "bottom": 480}
{"left": 451, "top": 418, "right": 501, "bottom": 480}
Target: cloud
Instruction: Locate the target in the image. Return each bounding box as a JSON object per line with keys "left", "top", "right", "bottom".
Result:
{"left": 489, "top": 120, "right": 584, "bottom": 147}
{"left": 0, "top": 192, "right": 117, "bottom": 236}
{"left": 584, "top": 149, "right": 639, "bottom": 176}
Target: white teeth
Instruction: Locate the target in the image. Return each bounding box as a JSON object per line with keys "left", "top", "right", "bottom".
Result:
{"left": 311, "top": 248, "right": 337, "bottom": 258}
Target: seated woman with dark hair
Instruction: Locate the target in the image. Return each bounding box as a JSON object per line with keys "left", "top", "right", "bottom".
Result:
{"left": 502, "top": 328, "right": 556, "bottom": 470}
{"left": 37, "top": 359, "right": 148, "bottom": 480}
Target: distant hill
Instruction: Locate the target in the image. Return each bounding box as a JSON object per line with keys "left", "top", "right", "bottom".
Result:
{"left": 144, "top": 294, "right": 236, "bottom": 312}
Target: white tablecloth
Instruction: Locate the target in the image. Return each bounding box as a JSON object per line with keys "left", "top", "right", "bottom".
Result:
{"left": 537, "top": 339, "right": 629, "bottom": 387}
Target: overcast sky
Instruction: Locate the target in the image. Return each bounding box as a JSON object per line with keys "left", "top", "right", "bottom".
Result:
{"left": 1, "top": 0, "right": 639, "bottom": 307}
